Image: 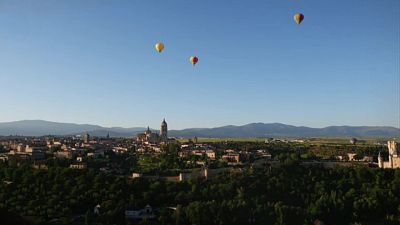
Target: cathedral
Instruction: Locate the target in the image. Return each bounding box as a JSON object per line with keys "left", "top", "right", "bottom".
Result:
{"left": 378, "top": 141, "right": 400, "bottom": 169}
{"left": 136, "top": 119, "right": 168, "bottom": 144}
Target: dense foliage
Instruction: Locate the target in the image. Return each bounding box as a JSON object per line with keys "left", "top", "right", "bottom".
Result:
{"left": 0, "top": 160, "right": 399, "bottom": 225}
{"left": 207, "top": 141, "right": 386, "bottom": 160}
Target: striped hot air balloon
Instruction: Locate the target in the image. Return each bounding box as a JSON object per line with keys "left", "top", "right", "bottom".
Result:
{"left": 294, "top": 13, "right": 304, "bottom": 25}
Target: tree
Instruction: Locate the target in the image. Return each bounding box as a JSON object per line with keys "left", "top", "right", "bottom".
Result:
{"left": 84, "top": 209, "right": 94, "bottom": 225}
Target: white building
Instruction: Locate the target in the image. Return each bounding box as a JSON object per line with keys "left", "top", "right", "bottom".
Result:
{"left": 378, "top": 141, "right": 400, "bottom": 169}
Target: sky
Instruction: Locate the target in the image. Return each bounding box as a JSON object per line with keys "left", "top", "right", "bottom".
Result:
{"left": 0, "top": 0, "right": 399, "bottom": 129}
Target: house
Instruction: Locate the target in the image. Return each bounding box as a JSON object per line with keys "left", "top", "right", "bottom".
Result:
{"left": 55, "top": 150, "right": 73, "bottom": 159}
{"left": 178, "top": 150, "right": 190, "bottom": 158}
{"left": 255, "top": 150, "right": 272, "bottom": 159}
{"left": 70, "top": 162, "right": 87, "bottom": 169}
{"left": 0, "top": 155, "right": 8, "bottom": 162}
{"left": 87, "top": 149, "right": 105, "bottom": 158}
{"left": 336, "top": 155, "right": 346, "bottom": 161}
{"left": 132, "top": 173, "right": 142, "bottom": 178}
{"left": 222, "top": 153, "right": 240, "bottom": 163}
{"left": 192, "top": 150, "right": 204, "bottom": 157}
{"left": 362, "top": 156, "right": 374, "bottom": 162}
{"left": 206, "top": 150, "right": 216, "bottom": 160}
{"left": 112, "top": 147, "right": 128, "bottom": 154}
{"left": 347, "top": 153, "right": 357, "bottom": 161}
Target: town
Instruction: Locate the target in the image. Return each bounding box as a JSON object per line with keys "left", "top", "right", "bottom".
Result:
{"left": 0, "top": 119, "right": 399, "bottom": 225}
{"left": 1, "top": 119, "right": 399, "bottom": 177}
{"left": 1, "top": 119, "right": 269, "bottom": 176}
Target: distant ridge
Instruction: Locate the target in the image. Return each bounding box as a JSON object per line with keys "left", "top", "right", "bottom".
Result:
{"left": 0, "top": 120, "right": 399, "bottom": 138}
{"left": 0, "top": 120, "right": 145, "bottom": 137}
{"left": 169, "top": 123, "right": 400, "bottom": 138}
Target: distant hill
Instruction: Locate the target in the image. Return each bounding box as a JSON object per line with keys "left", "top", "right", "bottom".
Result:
{"left": 0, "top": 120, "right": 145, "bottom": 137}
{"left": 169, "top": 123, "right": 400, "bottom": 138}
{"left": 0, "top": 120, "right": 399, "bottom": 138}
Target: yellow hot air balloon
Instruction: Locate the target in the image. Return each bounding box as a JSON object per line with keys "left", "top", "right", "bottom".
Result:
{"left": 294, "top": 13, "right": 304, "bottom": 25}
{"left": 155, "top": 43, "right": 164, "bottom": 53}
{"left": 190, "top": 56, "right": 198, "bottom": 65}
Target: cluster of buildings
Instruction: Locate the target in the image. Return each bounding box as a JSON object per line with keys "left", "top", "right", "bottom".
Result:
{"left": 136, "top": 119, "right": 169, "bottom": 144}
{"left": 178, "top": 142, "right": 272, "bottom": 165}
{"left": 0, "top": 120, "right": 399, "bottom": 170}
{"left": 0, "top": 119, "right": 175, "bottom": 170}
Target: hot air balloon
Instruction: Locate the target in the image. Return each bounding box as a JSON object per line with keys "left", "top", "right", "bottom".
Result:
{"left": 294, "top": 13, "right": 304, "bottom": 25}
{"left": 350, "top": 138, "right": 358, "bottom": 145}
{"left": 190, "top": 56, "right": 198, "bottom": 65}
{"left": 155, "top": 43, "right": 164, "bottom": 53}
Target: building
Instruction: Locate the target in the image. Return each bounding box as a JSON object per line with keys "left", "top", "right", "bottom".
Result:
{"left": 206, "top": 150, "right": 216, "bottom": 160}
{"left": 55, "top": 150, "right": 73, "bottom": 159}
{"left": 136, "top": 119, "right": 169, "bottom": 144}
{"left": 160, "top": 119, "right": 168, "bottom": 142}
{"left": 83, "top": 133, "right": 90, "bottom": 144}
{"left": 132, "top": 173, "right": 142, "bottom": 178}
{"left": 87, "top": 149, "right": 105, "bottom": 158}
{"left": 70, "top": 162, "right": 87, "bottom": 169}
{"left": 378, "top": 141, "right": 400, "bottom": 169}
{"left": 362, "top": 156, "right": 374, "bottom": 162}
{"left": 25, "top": 146, "right": 46, "bottom": 160}
{"left": 0, "top": 155, "right": 8, "bottom": 162}
{"left": 139, "top": 127, "right": 160, "bottom": 144}
{"left": 17, "top": 144, "right": 25, "bottom": 152}
{"left": 222, "top": 152, "right": 240, "bottom": 163}
{"left": 347, "top": 153, "right": 357, "bottom": 161}
{"left": 113, "top": 147, "right": 129, "bottom": 154}
{"left": 255, "top": 150, "right": 272, "bottom": 159}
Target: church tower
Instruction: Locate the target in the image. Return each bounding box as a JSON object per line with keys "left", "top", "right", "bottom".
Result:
{"left": 83, "top": 132, "right": 90, "bottom": 144}
{"left": 160, "top": 119, "right": 168, "bottom": 141}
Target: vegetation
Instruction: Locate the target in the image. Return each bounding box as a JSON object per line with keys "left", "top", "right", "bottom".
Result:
{"left": 0, "top": 160, "right": 399, "bottom": 225}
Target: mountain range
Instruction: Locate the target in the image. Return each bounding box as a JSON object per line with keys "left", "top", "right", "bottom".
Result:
{"left": 0, "top": 120, "right": 144, "bottom": 137}
{"left": 0, "top": 120, "right": 399, "bottom": 138}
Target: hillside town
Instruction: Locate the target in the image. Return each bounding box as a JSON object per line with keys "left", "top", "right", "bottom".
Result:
{"left": 0, "top": 119, "right": 399, "bottom": 175}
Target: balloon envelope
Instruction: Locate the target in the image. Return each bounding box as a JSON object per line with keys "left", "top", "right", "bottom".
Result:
{"left": 155, "top": 43, "right": 164, "bottom": 53}
{"left": 294, "top": 13, "right": 304, "bottom": 24}
{"left": 350, "top": 138, "right": 358, "bottom": 145}
{"left": 190, "top": 56, "right": 198, "bottom": 65}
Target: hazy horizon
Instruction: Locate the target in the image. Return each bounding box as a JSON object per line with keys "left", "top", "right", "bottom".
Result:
{"left": 0, "top": 119, "right": 399, "bottom": 130}
{"left": 0, "top": 0, "right": 399, "bottom": 129}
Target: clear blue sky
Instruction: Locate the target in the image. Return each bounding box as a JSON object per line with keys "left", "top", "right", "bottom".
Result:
{"left": 0, "top": 0, "right": 399, "bottom": 129}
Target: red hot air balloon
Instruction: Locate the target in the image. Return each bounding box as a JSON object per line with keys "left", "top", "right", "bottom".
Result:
{"left": 190, "top": 56, "right": 198, "bottom": 65}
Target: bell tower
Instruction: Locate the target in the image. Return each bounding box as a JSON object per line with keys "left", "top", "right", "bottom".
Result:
{"left": 160, "top": 119, "right": 168, "bottom": 141}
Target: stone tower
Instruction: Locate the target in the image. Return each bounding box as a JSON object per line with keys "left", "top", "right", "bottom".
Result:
{"left": 388, "top": 141, "right": 398, "bottom": 168}
{"left": 160, "top": 119, "right": 168, "bottom": 141}
{"left": 83, "top": 132, "right": 90, "bottom": 144}
{"left": 378, "top": 152, "right": 384, "bottom": 168}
